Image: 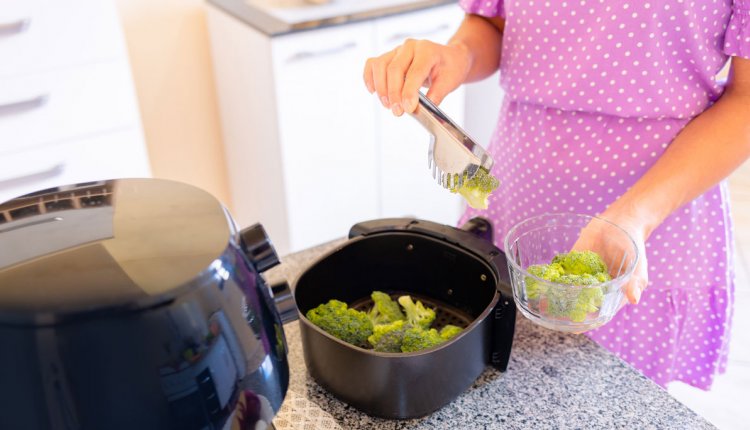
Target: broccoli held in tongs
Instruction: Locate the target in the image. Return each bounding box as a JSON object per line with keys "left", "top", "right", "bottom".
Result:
{"left": 449, "top": 167, "right": 500, "bottom": 210}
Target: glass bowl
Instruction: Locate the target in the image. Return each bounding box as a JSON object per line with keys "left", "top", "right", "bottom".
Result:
{"left": 504, "top": 213, "right": 638, "bottom": 333}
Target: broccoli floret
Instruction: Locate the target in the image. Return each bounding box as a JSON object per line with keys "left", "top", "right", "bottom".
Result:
{"left": 397, "top": 295, "right": 436, "bottom": 329}
{"left": 552, "top": 275, "right": 606, "bottom": 322}
{"left": 368, "top": 291, "right": 405, "bottom": 325}
{"left": 439, "top": 324, "right": 463, "bottom": 341}
{"left": 525, "top": 250, "right": 612, "bottom": 322}
{"left": 525, "top": 262, "right": 565, "bottom": 299}
{"left": 556, "top": 273, "right": 600, "bottom": 286}
{"left": 400, "top": 326, "right": 445, "bottom": 352}
{"left": 577, "top": 286, "right": 604, "bottom": 311}
{"left": 306, "top": 300, "right": 373, "bottom": 348}
{"left": 367, "top": 320, "right": 408, "bottom": 352}
{"left": 449, "top": 167, "right": 500, "bottom": 210}
{"left": 551, "top": 250, "right": 608, "bottom": 276}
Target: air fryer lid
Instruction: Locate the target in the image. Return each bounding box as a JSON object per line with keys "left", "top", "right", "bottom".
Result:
{"left": 0, "top": 178, "right": 235, "bottom": 325}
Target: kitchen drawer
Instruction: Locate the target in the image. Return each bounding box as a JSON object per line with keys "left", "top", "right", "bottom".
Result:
{"left": 0, "top": 60, "right": 141, "bottom": 155}
{"left": 0, "top": 127, "right": 151, "bottom": 203}
{"left": 0, "top": 0, "right": 124, "bottom": 78}
{"left": 374, "top": 4, "right": 464, "bottom": 50}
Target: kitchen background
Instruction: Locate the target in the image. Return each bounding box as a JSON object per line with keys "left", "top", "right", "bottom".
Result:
{"left": 0, "top": 0, "right": 747, "bottom": 428}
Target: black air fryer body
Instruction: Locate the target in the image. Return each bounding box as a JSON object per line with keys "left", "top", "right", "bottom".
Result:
{"left": 0, "top": 179, "right": 290, "bottom": 430}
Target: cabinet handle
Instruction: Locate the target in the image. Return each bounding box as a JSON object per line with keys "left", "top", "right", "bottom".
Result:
{"left": 0, "top": 162, "right": 65, "bottom": 188}
{"left": 0, "top": 94, "right": 49, "bottom": 117}
{"left": 386, "top": 23, "right": 450, "bottom": 44}
{"left": 0, "top": 18, "right": 31, "bottom": 37}
{"left": 286, "top": 42, "right": 357, "bottom": 63}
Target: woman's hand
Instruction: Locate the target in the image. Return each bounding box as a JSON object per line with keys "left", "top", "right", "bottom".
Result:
{"left": 574, "top": 210, "right": 649, "bottom": 305}
{"left": 577, "top": 57, "right": 750, "bottom": 306}
{"left": 363, "top": 39, "right": 473, "bottom": 116}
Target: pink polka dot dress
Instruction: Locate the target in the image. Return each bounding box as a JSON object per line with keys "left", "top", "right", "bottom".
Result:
{"left": 457, "top": 0, "right": 750, "bottom": 389}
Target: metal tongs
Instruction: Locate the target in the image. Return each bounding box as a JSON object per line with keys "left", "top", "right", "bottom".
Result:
{"left": 409, "top": 91, "right": 494, "bottom": 189}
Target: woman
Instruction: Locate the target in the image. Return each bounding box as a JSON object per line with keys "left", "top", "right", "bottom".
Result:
{"left": 363, "top": 0, "right": 750, "bottom": 389}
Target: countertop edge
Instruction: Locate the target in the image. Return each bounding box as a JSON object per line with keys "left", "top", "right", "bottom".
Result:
{"left": 206, "top": 0, "right": 457, "bottom": 36}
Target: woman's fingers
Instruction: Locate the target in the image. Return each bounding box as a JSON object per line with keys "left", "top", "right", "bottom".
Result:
{"left": 364, "top": 40, "right": 445, "bottom": 115}
{"left": 400, "top": 46, "right": 436, "bottom": 113}
{"left": 363, "top": 58, "right": 375, "bottom": 94}
{"left": 425, "top": 76, "right": 455, "bottom": 107}
{"left": 365, "top": 39, "right": 469, "bottom": 115}
{"left": 386, "top": 41, "right": 417, "bottom": 116}
{"left": 625, "top": 260, "right": 648, "bottom": 304}
{"left": 364, "top": 49, "right": 397, "bottom": 108}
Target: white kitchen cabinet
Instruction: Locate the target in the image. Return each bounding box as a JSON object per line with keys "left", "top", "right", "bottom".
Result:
{"left": 0, "top": 0, "right": 150, "bottom": 204}
{"left": 271, "top": 22, "right": 380, "bottom": 252}
{"left": 207, "top": 3, "right": 467, "bottom": 254}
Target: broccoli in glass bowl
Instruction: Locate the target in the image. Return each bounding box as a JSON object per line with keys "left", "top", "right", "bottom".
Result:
{"left": 504, "top": 213, "right": 639, "bottom": 333}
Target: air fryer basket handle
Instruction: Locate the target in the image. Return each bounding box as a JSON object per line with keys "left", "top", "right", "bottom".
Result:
{"left": 489, "top": 249, "right": 516, "bottom": 371}
{"left": 490, "top": 293, "right": 516, "bottom": 371}
{"left": 460, "top": 217, "right": 493, "bottom": 243}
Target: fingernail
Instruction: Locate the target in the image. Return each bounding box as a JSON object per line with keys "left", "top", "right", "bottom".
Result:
{"left": 380, "top": 96, "right": 389, "bottom": 108}
{"left": 391, "top": 103, "right": 403, "bottom": 116}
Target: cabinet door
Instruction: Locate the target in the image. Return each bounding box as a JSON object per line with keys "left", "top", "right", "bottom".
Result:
{"left": 272, "top": 22, "right": 378, "bottom": 252}
{"left": 0, "top": 61, "right": 141, "bottom": 155}
{"left": 374, "top": 5, "right": 467, "bottom": 226}
{"left": 0, "top": 128, "right": 149, "bottom": 203}
{"left": 0, "top": 0, "right": 124, "bottom": 78}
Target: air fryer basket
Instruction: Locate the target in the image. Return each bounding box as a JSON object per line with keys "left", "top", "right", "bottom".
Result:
{"left": 294, "top": 218, "right": 516, "bottom": 419}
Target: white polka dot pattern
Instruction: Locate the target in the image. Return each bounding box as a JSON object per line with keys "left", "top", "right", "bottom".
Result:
{"left": 724, "top": 0, "right": 750, "bottom": 58}
{"left": 457, "top": 0, "right": 743, "bottom": 392}
{"left": 458, "top": 0, "right": 750, "bottom": 119}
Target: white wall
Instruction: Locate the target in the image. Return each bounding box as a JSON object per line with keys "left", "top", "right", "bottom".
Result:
{"left": 115, "top": 0, "right": 232, "bottom": 208}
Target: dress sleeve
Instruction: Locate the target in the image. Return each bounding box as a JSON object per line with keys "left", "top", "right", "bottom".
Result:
{"left": 724, "top": 0, "right": 750, "bottom": 58}
{"left": 459, "top": 0, "right": 505, "bottom": 18}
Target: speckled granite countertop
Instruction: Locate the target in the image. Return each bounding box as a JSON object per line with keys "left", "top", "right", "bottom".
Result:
{"left": 265, "top": 240, "right": 716, "bottom": 430}
{"left": 206, "top": 0, "right": 455, "bottom": 35}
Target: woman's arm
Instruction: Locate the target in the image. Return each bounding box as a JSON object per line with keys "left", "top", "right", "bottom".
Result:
{"left": 448, "top": 15, "right": 506, "bottom": 83}
{"left": 363, "top": 14, "right": 505, "bottom": 116}
{"left": 602, "top": 57, "right": 750, "bottom": 303}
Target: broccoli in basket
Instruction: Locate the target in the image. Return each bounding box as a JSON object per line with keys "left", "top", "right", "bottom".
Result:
{"left": 368, "top": 320, "right": 409, "bottom": 353}
{"left": 307, "top": 292, "right": 463, "bottom": 353}
{"left": 397, "top": 295, "right": 436, "bottom": 329}
{"left": 368, "top": 291, "right": 405, "bottom": 325}
{"left": 305, "top": 300, "right": 373, "bottom": 348}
